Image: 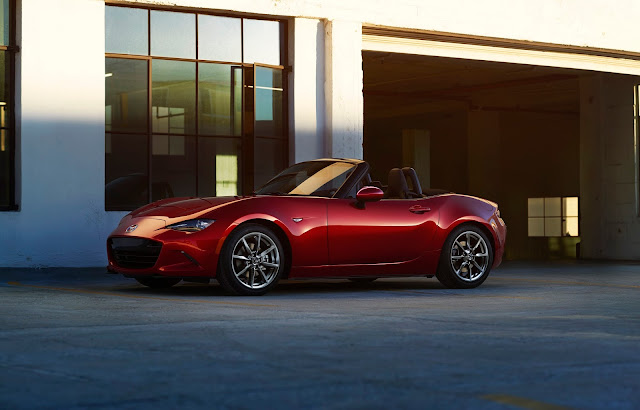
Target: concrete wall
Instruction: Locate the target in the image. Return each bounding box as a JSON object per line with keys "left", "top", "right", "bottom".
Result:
{"left": 580, "top": 73, "right": 640, "bottom": 260}
{"left": 364, "top": 111, "right": 468, "bottom": 194}
{"left": 496, "top": 111, "right": 580, "bottom": 259}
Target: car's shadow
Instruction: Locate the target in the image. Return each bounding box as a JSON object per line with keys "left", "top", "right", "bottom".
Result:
{"left": 112, "top": 278, "right": 454, "bottom": 298}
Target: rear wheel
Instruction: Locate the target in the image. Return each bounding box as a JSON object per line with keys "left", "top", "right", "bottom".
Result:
{"left": 436, "top": 225, "right": 493, "bottom": 289}
{"left": 217, "top": 224, "right": 285, "bottom": 296}
{"left": 135, "top": 277, "right": 181, "bottom": 289}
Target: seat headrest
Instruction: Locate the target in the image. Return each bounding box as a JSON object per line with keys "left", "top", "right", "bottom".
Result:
{"left": 386, "top": 168, "right": 409, "bottom": 199}
{"left": 401, "top": 167, "right": 423, "bottom": 196}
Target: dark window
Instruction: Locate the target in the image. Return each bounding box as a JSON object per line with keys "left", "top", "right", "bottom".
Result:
{"left": 151, "top": 59, "right": 196, "bottom": 135}
{"left": 105, "top": 6, "right": 287, "bottom": 211}
{"left": 105, "top": 133, "right": 149, "bottom": 210}
{"left": 105, "top": 58, "right": 148, "bottom": 133}
{"left": 198, "top": 63, "right": 242, "bottom": 136}
{"left": 0, "top": 0, "right": 14, "bottom": 210}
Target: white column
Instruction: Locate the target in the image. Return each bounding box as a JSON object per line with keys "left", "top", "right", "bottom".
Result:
{"left": 324, "top": 19, "right": 363, "bottom": 159}
{"left": 289, "top": 18, "right": 325, "bottom": 163}
{"left": 0, "top": 0, "right": 106, "bottom": 266}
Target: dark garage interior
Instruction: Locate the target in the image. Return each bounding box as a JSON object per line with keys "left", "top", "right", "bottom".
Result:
{"left": 363, "top": 51, "right": 585, "bottom": 260}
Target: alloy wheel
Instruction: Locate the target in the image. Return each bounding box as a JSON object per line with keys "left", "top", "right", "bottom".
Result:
{"left": 449, "top": 231, "right": 490, "bottom": 282}
{"left": 231, "top": 231, "right": 281, "bottom": 290}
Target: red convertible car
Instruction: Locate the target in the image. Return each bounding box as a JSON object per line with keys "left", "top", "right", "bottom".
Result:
{"left": 107, "top": 158, "right": 506, "bottom": 295}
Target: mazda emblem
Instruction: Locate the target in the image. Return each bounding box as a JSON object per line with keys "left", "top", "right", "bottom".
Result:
{"left": 125, "top": 224, "right": 138, "bottom": 233}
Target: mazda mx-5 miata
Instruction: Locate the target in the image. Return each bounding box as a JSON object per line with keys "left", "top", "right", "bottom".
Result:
{"left": 107, "top": 158, "right": 506, "bottom": 295}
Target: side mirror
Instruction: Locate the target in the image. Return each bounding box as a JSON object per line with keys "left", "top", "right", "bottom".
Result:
{"left": 356, "top": 186, "right": 384, "bottom": 203}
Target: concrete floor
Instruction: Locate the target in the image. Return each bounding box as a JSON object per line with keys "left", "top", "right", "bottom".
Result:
{"left": 0, "top": 261, "right": 639, "bottom": 409}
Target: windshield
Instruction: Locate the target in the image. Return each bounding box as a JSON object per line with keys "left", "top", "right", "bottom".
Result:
{"left": 255, "top": 161, "right": 356, "bottom": 197}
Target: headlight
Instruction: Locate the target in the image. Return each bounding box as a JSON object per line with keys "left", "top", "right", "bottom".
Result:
{"left": 166, "top": 219, "right": 215, "bottom": 232}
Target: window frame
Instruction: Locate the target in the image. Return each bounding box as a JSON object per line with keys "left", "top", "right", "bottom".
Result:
{"left": 527, "top": 196, "right": 580, "bottom": 238}
{"left": 0, "top": 0, "right": 16, "bottom": 211}
{"left": 104, "top": 3, "right": 289, "bottom": 211}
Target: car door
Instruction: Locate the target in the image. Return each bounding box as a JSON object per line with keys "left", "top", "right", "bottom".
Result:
{"left": 327, "top": 197, "right": 439, "bottom": 266}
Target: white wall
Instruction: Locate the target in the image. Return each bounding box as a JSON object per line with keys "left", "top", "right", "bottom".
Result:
{"left": 289, "top": 18, "right": 325, "bottom": 163}
{"left": 0, "top": 0, "right": 121, "bottom": 266}
{"left": 128, "top": 0, "right": 640, "bottom": 54}
{"left": 324, "top": 19, "right": 363, "bottom": 159}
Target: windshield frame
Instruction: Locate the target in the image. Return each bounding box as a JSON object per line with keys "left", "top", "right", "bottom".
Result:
{"left": 255, "top": 159, "right": 369, "bottom": 199}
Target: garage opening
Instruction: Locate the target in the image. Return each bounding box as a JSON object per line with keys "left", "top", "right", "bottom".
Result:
{"left": 363, "top": 52, "right": 587, "bottom": 260}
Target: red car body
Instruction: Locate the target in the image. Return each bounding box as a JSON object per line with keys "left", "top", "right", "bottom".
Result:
{"left": 107, "top": 159, "right": 506, "bottom": 289}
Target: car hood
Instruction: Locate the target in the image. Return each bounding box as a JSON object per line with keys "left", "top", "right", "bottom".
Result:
{"left": 130, "top": 196, "right": 244, "bottom": 219}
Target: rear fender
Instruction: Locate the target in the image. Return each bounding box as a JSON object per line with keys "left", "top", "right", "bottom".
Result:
{"left": 434, "top": 196, "right": 499, "bottom": 253}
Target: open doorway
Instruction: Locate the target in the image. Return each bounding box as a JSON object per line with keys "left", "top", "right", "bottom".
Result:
{"left": 363, "top": 52, "right": 585, "bottom": 260}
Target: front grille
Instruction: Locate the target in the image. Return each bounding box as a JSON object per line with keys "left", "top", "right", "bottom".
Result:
{"left": 109, "top": 237, "right": 162, "bottom": 269}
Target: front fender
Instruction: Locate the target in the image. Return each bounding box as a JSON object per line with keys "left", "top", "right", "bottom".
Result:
{"left": 215, "top": 213, "right": 291, "bottom": 255}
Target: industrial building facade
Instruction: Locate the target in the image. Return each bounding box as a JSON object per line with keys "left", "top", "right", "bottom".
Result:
{"left": 2, "top": 0, "right": 640, "bottom": 267}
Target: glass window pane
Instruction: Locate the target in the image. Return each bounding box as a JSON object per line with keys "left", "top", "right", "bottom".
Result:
{"left": 0, "top": 128, "right": 10, "bottom": 207}
{"left": 198, "top": 15, "right": 241, "bottom": 62}
{"left": 150, "top": 11, "right": 195, "bottom": 59}
{"left": 243, "top": 19, "right": 281, "bottom": 65}
{"left": 0, "top": 0, "right": 9, "bottom": 46}
{"left": 198, "top": 137, "right": 242, "bottom": 197}
{"left": 0, "top": 51, "right": 8, "bottom": 127}
{"left": 106, "top": 58, "right": 148, "bottom": 133}
{"left": 545, "top": 197, "right": 561, "bottom": 217}
{"left": 528, "top": 218, "right": 544, "bottom": 237}
{"left": 199, "top": 63, "right": 242, "bottom": 136}
{"left": 545, "top": 217, "right": 562, "bottom": 237}
{"left": 528, "top": 198, "right": 544, "bottom": 217}
{"left": 254, "top": 67, "right": 283, "bottom": 137}
{"left": 151, "top": 135, "right": 196, "bottom": 200}
{"left": 254, "top": 138, "right": 285, "bottom": 189}
{"left": 105, "top": 133, "right": 149, "bottom": 210}
{"left": 152, "top": 60, "right": 196, "bottom": 135}
{"left": 563, "top": 217, "right": 579, "bottom": 237}
{"left": 105, "top": 6, "right": 148, "bottom": 55}
{"left": 563, "top": 197, "right": 579, "bottom": 217}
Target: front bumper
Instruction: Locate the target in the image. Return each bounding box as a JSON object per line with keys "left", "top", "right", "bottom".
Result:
{"left": 106, "top": 217, "right": 223, "bottom": 278}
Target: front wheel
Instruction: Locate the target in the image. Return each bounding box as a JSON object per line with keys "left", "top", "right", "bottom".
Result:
{"left": 217, "top": 224, "right": 285, "bottom": 296}
{"left": 436, "top": 225, "right": 493, "bottom": 289}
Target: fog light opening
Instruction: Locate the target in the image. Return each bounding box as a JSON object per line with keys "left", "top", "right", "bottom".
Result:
{"left": 180, "top": 251, "right": 200, "bottom": 266}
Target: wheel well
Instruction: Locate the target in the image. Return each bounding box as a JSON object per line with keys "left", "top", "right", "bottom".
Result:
{"left": 235, "top": 219, "right": 293, "bottom": 279}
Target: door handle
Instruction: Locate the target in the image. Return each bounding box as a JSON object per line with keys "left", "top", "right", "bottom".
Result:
{"left": 409, "top": 205, "right": 431, "bottom": 214}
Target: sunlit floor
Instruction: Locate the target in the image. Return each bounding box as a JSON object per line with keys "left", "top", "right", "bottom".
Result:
{"left": 1, "top": 261, "right": 639, "bottom": 409}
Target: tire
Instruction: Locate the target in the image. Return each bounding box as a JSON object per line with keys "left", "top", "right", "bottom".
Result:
{"left": 135, "top": 277, "right": 181, "bottom": 289}
{"left": 436, "top": 224, "right": 494, "bottom": 289}
{"left": 348, "top": 278, "right": 377, "bottom": 283}
{"left": 217, "top": 223, "right": 285, "bottom": 296}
